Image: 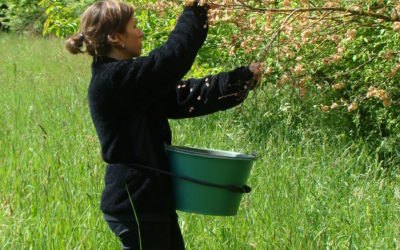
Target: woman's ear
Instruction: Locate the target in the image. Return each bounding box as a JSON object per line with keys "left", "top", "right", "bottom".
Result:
{"left": 107, "top": 34, "right": 121, "bottom": 47}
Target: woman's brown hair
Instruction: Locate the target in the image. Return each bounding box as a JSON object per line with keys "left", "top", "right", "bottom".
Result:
{"left": 66, "top": 0, "right": 134, "bottom": 57}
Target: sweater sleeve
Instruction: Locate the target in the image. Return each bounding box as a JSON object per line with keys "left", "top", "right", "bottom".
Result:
{"left": 109, "top": 4, "right": 209, "bottom": 104}
{"left": 163, "top": 66, "right": 256, "bottom": 119}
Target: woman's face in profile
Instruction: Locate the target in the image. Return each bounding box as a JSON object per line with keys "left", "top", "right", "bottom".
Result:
{"left": 120, "top": 16, "right": 144, "bottom": 58}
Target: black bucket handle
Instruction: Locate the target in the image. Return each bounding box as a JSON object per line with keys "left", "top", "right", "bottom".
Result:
{"left": 116, "top": 163, "right": 251, "bottom": 194}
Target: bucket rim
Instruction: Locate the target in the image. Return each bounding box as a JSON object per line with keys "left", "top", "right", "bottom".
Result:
{"left": 165, "top": 144, "right": 257, "bottom": 161}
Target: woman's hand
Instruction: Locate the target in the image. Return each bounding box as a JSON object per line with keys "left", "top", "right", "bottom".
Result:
{"left": 185, "top": 0, "right": 218, "bottom": 9}
{"left": 208, "top": 3, "right": 219, "bottom": 9}
{"left": 249, "top": 62, "right": 263, "bottom": 80}
{"left": 248, "top": 62, "right": 264, "bottom": 90}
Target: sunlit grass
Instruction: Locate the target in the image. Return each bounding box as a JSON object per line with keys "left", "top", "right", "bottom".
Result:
{"left": 0, "top": 33, "right": 399, "bottom": 249}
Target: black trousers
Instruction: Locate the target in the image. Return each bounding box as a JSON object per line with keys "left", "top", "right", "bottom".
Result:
{"left": 104, "top": 212, "right": 185, "bottom": 250}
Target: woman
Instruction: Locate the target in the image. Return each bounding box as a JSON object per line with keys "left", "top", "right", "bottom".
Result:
{"left": 66, "top": 0, "right": 261, "bottom": 249}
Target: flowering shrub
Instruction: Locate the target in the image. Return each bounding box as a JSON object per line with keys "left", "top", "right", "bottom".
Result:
{"left": 42, "top": 0, "right": 400, "bottom": 165}
{"left": 182, "top": 0, "right": 400, "bottom": 165}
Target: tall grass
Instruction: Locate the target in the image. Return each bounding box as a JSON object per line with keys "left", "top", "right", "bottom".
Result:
{"left": 0, "top": 33, "right": 399, "bottom": 249}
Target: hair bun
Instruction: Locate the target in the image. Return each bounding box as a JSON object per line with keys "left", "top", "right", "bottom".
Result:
{"left": 66, "top": 33, "right": 85, "bottom": 54}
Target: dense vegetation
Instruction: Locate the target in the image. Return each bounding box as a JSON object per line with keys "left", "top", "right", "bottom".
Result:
{"left": 0, "top": 0, "right": 399, "bottom": 249}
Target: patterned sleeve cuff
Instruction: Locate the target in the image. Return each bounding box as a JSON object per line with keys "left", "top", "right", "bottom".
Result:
{"left": 222, "top": 66, "right": 257, "bottom": 97}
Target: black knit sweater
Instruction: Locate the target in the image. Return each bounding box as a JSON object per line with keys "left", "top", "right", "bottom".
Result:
{"left": 88, "top": 4, "right": 255, "bottom": 218}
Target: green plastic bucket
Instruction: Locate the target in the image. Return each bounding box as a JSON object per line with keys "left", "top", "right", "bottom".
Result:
{"left": 165, "top": 145, "right": 256, "bottom": 216}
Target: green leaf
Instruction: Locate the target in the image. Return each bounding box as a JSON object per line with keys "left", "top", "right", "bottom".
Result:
{"left": 46, "top": 5, "right": 54, "bottom": 15}
{"left": 38, "top": 0, "right": 47, "bottom": 7}
{"left": 43, "top": 18, "right": 51, "bottom": 36}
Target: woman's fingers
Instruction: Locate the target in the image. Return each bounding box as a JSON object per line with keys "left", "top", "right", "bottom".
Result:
{"left": 247, "top": 62, "right": 265, "bottom": 90}
{"left": 249, "top": 63, "right": 260, "bottom": 75}
{"left": 208, "top": 3, "right": 219, "bottom": 9}
{"left": 185, "top": 0, "right": 219, "bottom": 9}
{"left": 249, "top": 62, "right": 263, "bottom": 79}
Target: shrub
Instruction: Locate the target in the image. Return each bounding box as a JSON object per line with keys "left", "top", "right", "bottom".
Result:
{"left": 0, "top": 0, "right": 46, "bottom": 34}
{"left": 0, "top": 3, "right": 10, "bottom": 32}
{"left": 39, "top": 0, "right": 97, "bottom": 37}
{"left": 39, "top": 0, "right": 400, "bottom": 166}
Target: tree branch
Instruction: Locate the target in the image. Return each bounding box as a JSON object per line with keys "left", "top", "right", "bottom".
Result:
{"left": 210, "top": 1, "right": 392, "bottom": 22}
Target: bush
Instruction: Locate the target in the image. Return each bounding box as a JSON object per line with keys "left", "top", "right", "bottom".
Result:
{"left": 39, "top": 0, "right": 97, "bottom": 37}
{"left": 0, "top": 3, "right": 10, "bottom": 32}
{"left": 0, "top": 0, "right": 46, "bottom": 34}
{"left": 0, "top": 0, "right": 96, "bottom": 35}
{"left": 38, "top": 0, "right": 400, "bottom": 166}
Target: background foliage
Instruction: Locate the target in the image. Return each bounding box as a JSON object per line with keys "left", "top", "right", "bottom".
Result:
{"left": 0, "top": 0, "right": 46, "bottom": 34}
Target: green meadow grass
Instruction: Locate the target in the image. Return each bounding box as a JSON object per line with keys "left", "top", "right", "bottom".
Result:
{"left": 0, "top": 33, "right": 399, "bottom": 249}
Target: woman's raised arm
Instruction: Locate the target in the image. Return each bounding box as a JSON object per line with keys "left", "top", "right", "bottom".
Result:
{"left": 163, "top": 66, "right": 259, "bottom": 119}
{"left": 105, "top": 3, "right": 210, "bottom": 102}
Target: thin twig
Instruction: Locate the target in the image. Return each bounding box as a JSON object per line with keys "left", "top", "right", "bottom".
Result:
{"left": 261, "top": 9, "right": 301, "bottom": 61}
{"left": 210, "top": 1, "right": 392, "bottom": 22}
{"left": 321, "top": 54, "right": 378, "bottom": 79}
